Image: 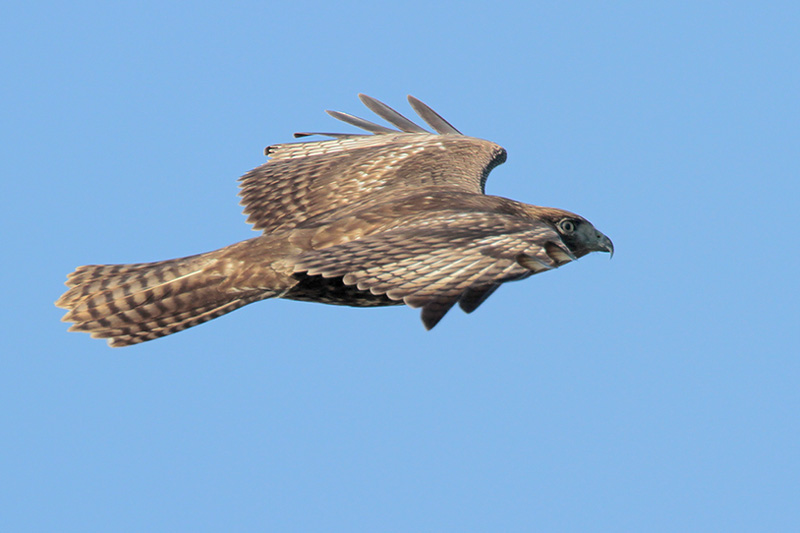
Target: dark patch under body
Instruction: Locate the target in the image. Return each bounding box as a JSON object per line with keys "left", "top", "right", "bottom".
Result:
{"left": 283, "top": 272, "right": 402, "bottom": 307}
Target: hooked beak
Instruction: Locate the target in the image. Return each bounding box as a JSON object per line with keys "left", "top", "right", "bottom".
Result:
{"left": 596, "top": 232, "right": 614, "bottom": 258}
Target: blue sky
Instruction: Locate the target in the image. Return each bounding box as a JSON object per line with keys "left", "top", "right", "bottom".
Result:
{"left": 2, "top": 1, "right": 799, "bottom": 531}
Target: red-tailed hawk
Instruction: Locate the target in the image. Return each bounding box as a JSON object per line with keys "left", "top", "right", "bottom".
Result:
{"left": 57, "top": 94, "right": 614, "bottom": 347}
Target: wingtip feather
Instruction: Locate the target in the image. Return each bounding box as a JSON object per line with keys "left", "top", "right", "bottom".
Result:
{"left": 357, "top": 94, "right": 429, "bottom": 134}
{"left": 407, "top": 95, "right": 462, "bottom": 134}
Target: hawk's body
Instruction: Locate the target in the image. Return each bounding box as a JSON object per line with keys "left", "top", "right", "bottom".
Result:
{"left": 57, "top": 95, "right": 613, "bottom": 346}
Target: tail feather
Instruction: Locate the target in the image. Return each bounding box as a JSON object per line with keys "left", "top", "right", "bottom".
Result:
{"left": 89, "top": 294, "right": 265, "bottom": 347}
{"left": 62, "top": 267, "right": 218, "bottom": 327}
{"left": 56, "top": 254, "right": 210, "bottom": 310}
{"left": 56, "top": 252, "right": 271, "bottom": 347}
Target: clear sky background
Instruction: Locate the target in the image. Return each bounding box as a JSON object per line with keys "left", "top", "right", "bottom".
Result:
{"left": 2, "top": 1, "right": 798, "bottom": 531}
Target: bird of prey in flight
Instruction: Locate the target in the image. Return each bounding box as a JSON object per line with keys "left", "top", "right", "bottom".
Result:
{"left": 57, "top": 94, "right": 614, "bottom": 347}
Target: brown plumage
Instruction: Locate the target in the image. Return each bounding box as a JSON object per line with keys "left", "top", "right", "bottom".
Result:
{"left": 56, "top": 94, "right": 614, "bottom": 347}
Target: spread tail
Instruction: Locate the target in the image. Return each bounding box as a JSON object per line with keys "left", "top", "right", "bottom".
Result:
{"left": 56, "top": 252, "right": 271, "bottom": 347}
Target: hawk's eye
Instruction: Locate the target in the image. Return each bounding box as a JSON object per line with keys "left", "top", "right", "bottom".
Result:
{"left": 558, "top": 219, "right": 577, "bottom": 234}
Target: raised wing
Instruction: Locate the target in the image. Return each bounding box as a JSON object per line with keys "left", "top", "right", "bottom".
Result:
{"left": 291, "top": 213, "right": 568, "bottom": 329}
{"left": 239, "top": 95, "right": 507, "bottom": 234}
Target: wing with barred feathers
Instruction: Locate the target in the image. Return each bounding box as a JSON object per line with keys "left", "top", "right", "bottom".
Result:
{"left": 290, "top": 212, "right": 569, "bottom": 329}
{"left": 238, "top": 95, "right": 507, "bottom": 234}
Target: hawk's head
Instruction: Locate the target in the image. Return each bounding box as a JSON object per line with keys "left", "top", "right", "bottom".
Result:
{"left": 536, "top": 207, "right": 614, "bottom": 261}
